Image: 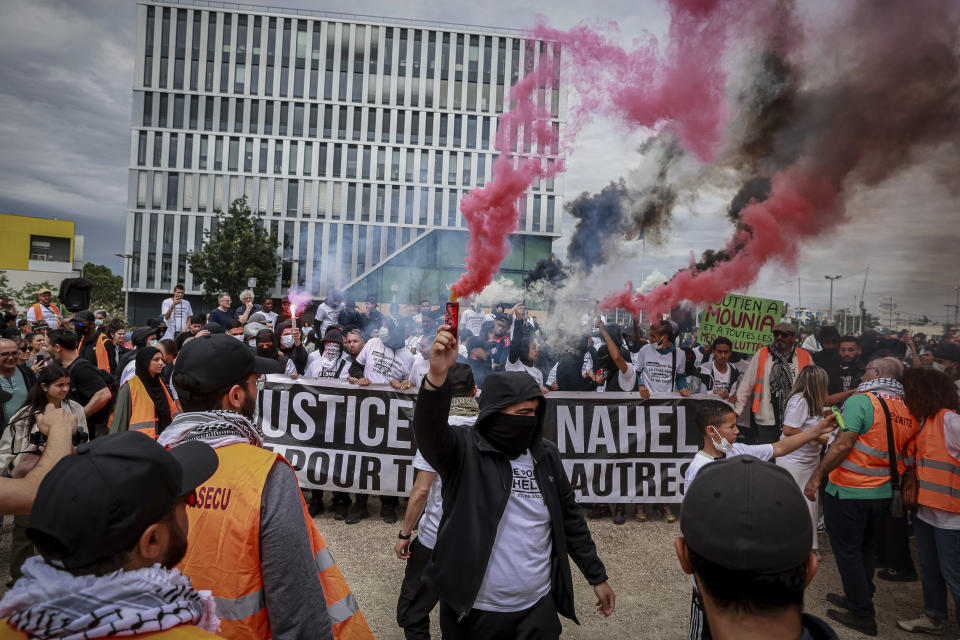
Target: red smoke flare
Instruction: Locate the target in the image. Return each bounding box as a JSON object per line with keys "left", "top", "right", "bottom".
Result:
{"left": 600, "top": 167, "right": 839, "bottom": 315}
{"left": 453, "top": 0, "right": 751, "bottom": 299}
{"left": 450, "top": 61, "right": 562, "bottom": 299}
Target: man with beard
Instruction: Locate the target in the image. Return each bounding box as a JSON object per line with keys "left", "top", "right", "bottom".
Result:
{"left": 0, "top": 432, "right": 221, "bottom": 638}
{"left": 814, "top": 333, "right": 865, "bottom": 405}
{"left": 734, "top": 322, "right": 812, "bottom": 445}
{"left": 413, "top": 324, "right": 615, "bottom": 638}
{"left": 932, "top": 342, "right": 960, "bottom": 394}
{"left": 160, "top": 335, "right": 372, "bottom": 640}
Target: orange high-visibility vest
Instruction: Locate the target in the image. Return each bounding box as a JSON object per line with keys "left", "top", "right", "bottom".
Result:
{"left": 28, "top": 302, "right": 60, "bottom": 327}
{"left": 121, "top": 376, "right": 178, "bottom": 439}
{"left": 94, "top": 332, "right": 113, "bottom": 372}
{"left": 829, "top": 393, "right": 919, "bottom": 490}
{"left": 916, "top": 408, "right": 960, "bottom": 513}
{"left": 0, "top": 619, "right": 218, "bottom": 639}
{"left": 177, "top": 443, "right": 373, "bottom": 640}
{"left": 751, "top": 346, "right": 812, "bottom": 413}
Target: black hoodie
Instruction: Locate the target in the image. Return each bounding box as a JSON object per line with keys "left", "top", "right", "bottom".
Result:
{"left": 413, "top": 370, "right": 608, "bottom": 622}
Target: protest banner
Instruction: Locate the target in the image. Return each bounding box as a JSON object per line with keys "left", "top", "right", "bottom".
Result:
{"left": 259, "top": 376, "right": 710, "bottom": 503}
{"left": 698, "top": 293, "right": 785, "bottom": 354}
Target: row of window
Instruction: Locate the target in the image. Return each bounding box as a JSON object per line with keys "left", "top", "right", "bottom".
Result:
{"left": 139, "top": 94, "right": 563, "bottom": 155}
{"left": 132, "top": 171, "right": 557, "bottom": 235}
{"left": 143, "top": 6, "right": 561, "bottom": 115}
{"left": 130, "top": 211, "right": 446, "bottom": 292}
{"left": 135, "top": 131, "right": 559, "bottom": 192}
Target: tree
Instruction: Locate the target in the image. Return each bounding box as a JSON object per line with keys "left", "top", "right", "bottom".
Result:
{"left": 83, "top": 263, "right": 124, "bottom": 317}
{"left": 13, "top": 280, "right": 60, "bottom": 311}
{"left": 187, "top": 196, "right": 280, "bottom": 302}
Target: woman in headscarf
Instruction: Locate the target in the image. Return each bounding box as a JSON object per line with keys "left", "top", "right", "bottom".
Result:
{"left": 109, "top": 346, "right": 178, "bottom": 438}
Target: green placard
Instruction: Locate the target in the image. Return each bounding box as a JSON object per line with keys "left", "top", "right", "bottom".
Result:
{"left": 698, "top": 293, "right": 785, "bottom": 354}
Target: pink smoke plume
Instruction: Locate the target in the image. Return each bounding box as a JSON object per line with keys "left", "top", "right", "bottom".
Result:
{"left": 450, "top": 59, "right": 562, "bottom": 299}
{"left": 453, "top": 0, "right": 754, "bottom": 299}
{"left": 287, "top": 288, "right": 312, "bottom": 324}
{"left": 533, "top": 0, "right": 760, "bottom": 162}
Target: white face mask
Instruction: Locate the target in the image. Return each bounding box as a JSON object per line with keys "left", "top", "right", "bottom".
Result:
{"left": 710, "top": 426, "right": 735, "bottom": 455}
{"left": 148, "top": 339, "right": 158, "bottom": 348}
{"left": 932, "top": 362, "right": 947, "bottom": 373}
{"left": 248, "top": 338, "right": 257, "bottom": 347}
{"left": 379, "top": 328, "right": 390, "bottom": 342}
{"left": 280, "top": 335, "right": 295, "bottom": 348}
{"left": 233, "top": 333, "right": 244, "bottom": 341}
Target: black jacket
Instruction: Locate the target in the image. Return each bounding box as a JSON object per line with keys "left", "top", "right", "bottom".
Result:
{"left": 413, "top": 371, "right": 607, "bottom": 622}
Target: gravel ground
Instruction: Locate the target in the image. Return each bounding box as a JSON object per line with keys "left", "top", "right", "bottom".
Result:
{"left": 2, "top": 503, "right": 956, "bottom": 639}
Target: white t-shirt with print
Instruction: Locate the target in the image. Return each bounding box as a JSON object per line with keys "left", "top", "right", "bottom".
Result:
{"left": 635, "top": 344, "right": 685, "bottom": 392}
{"left": 778, "top": 394, "right": 824, "bottom": 467}
{"left": 356, "top": 337, "right": 414, "bottom": 383}
{"left": 683, "top": 443, "right": 775, "bottom": 493}
{"left": 698, "top": 362, "right": 736, "bottom": 393}
{"left": 473, "top": 451, "right": 552, "bottom": 612}
{"left": 161, "top": 298, "right": 194, "bottom": 340}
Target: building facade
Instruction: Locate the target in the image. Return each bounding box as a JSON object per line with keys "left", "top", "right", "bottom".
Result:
{"left": 0, "top": 213, "right": 85, "bottom": 290}
{"left": 126, "top": 0, "right": 564, "bottom": 322}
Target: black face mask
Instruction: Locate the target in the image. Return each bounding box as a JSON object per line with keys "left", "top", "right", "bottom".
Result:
{"left": 257, "top": 344, "right": 278, "bottom": 359}
{"left": 479, "top": 413, "right": 538, "bottom": 459}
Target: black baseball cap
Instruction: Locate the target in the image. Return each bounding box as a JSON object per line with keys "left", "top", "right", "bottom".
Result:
{"left": 27, "top": 432, "right": 218, "bottom": 570}
{"left": 174, "top": 333, "right": 281, "bottom": 397}
{"left": 681, "top": 456, "right": 812, "bottom": 573}
{"left": 466, "top": 336, "right": 489, "bottom": 352}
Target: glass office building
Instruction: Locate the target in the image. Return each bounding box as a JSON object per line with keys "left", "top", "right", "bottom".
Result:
{"left": 126, "top": 0, "right": 564, "bottom": 321}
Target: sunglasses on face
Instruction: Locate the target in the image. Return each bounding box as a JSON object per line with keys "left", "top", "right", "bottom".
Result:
{"left": 772, "top": 331, "right": 792, "bottom": 338}
{"left": 0, "top": 351, "right": 19, "bottom": 359}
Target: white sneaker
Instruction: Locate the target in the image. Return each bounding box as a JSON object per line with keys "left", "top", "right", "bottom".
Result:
{"left": 896, "top": 615, "right": 945, "bottom": 635}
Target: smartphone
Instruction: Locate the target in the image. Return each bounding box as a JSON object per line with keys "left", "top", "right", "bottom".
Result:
{"left": 445, "top": 301, "right": 459, "bottom": 339}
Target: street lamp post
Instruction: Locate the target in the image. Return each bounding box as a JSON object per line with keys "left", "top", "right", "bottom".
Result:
{"left": 824, "top": 275, "right": 841, "bottom": 325}
{"left": 115, "top": 253, "right": 133, "bottom": 320}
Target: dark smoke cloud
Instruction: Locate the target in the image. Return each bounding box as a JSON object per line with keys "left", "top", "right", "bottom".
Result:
{"left": 565, "top": 139, "right": 681, "bottom": 271}
{"left": 690, "top": 0, "right": 960, "bottom": 283}
{"left": 523, "top": 253, "right": 567, "bottom": 288}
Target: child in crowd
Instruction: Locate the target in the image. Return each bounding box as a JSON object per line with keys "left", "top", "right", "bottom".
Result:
{"left": 777, "top": 365, "right": 832, "bottom": 551}
{"left": 682, "top": 399, "right": 837, "bottom": 640}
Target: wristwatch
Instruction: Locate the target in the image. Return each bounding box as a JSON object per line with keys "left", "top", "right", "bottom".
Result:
{"left": 398, "top": 531, "right": 411, "bottom": 540}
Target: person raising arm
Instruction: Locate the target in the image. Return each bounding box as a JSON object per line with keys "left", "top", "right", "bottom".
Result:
{"left": 1, "top": 403, "right": 76, "bottom": 514}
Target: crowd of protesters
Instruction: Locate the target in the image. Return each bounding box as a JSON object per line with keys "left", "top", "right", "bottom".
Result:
{"left": 0, "top": 282, "right": 959, "bottom": 639}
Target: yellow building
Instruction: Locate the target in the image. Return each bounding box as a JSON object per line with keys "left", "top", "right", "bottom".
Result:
{"left": 0, "top": 213, "right": 84, "bottom": 289}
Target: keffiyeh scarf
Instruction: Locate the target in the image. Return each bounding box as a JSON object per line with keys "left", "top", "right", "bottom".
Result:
{"left": 0, "top": 557, "right": 218, "bottom": 639}
{"left": 769, "top": 346, "right": 796, "bottom": 420}
{"left": 856, "top": 377, "right": 905, "bottom": 398}
{"left": 157, "top": 410, "right": 262, "bottom": 450}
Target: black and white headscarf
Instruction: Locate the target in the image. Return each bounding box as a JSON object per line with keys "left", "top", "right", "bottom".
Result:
{"left": 0, "top": 556, "right": 219, "bottom": 639}
{"left": 158, "top": 410, "right": 262, "bottom": 450}
{"left": 769, "top": 345, "right": 796, "bottom": 421}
